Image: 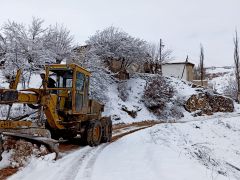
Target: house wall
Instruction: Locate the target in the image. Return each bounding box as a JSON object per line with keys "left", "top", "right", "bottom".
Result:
{"left": 162, "top": 64, "right": 186, "bottom": 79}
{"left": 162, "top": 64, "right": 194, "bottom": 81}
{"left": 186, "top": 64, "right": 194, "bottom": 81}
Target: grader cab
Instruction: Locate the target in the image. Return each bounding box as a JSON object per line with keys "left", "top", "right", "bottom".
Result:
{"left": 0, "top": 64, "right": 112, "bottom": 160}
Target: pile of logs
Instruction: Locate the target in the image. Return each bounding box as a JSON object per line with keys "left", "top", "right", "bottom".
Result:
{"left": 185, "top": 92, "right": 234, "bottom": 116}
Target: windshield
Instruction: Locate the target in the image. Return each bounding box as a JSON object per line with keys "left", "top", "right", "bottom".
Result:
{"left": 49, "top": 70, "right": 73, "bottom": 88}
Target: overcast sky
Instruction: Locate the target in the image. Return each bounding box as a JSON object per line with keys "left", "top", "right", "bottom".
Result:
{"left": 0, "top": 0, "right": 239, "bottom": 66}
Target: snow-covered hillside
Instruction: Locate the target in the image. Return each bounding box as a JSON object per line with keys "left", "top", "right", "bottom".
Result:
{"left": 103, "top": 77, "right": 158, "bottom": 124}
{"left": 103, "top": 74, "right": 199, "bottom": 124}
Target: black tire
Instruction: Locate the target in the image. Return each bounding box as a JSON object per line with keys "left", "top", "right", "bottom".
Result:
{"left": 45, "top": 121, "right": 61, "bottom": 140}
{"left": 86, "top": 120, "right": 102, "bottom": 147}
{"left": 101, "top": 118, "right": 112, "bottom": 143}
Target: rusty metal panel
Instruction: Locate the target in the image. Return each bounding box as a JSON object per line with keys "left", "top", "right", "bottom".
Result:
{"left": 0, "top": 120, "right": 32, "bottom": 129}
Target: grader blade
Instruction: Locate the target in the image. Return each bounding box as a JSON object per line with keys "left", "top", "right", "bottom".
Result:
{"left": 1, "top": 132, "right": 59, "bottom": 160}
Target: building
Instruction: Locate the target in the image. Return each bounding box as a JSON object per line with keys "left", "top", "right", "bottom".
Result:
{"left": 162, "top": 62, "right": 195, "bottom": 81}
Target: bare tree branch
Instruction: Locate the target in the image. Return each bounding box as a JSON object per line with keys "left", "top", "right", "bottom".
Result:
{"left": 234, "top": 30, "right": 240, "bottom": 102}
{"left": 199, "top": 44, "right": 205, "bottom": 86}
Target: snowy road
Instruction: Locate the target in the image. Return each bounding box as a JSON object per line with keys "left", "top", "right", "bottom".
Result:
{"left": 3, "top": 122, "right": 156, "bottom": 180}
{"left": 5, "top": 115, "right": 240, "bottom": 180}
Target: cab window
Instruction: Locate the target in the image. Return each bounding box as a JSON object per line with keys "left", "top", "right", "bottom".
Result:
{"left": 75, "top": 72, "right": 85, "bottom": 112}
{"left": 76, "top": 72, "right": 85, "bottom": 91}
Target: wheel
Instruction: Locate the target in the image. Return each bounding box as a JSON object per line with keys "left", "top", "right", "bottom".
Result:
{"left": 101, "top": 118, "right": 112, "bottom": 143}
{"left": 86, "top": 120, "right": 102, "bottom": 146}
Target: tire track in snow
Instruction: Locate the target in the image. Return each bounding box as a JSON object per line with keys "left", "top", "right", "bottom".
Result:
{"left": 57, "top": 144, "right": 108, "bottom": 180}
{"left": 60, "top": 124, "right": 155, "bottom": 180}
{"left": 57, "top": 146, "right": 96, "bottom": 180}
{"left": 74, "top": 144, "right": 108, "bottom": 180}
{"left": 73, "top": 125, "right": 156, "bottom": 180}
{"left": 6, "top": 123, "right": 157, "bottom": 180}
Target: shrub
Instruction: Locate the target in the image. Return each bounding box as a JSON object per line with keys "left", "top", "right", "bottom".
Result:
{"left": 143, "top": 77, "right": 174, "bottom": 117}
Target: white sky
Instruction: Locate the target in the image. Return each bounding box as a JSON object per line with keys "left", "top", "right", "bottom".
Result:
{"left": 0, "top": 0, "right": 239, "bottom": 66}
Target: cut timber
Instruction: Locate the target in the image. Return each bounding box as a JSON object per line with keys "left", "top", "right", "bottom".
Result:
{"left": 185, "top": 93, "right": 234, "bottom": 116}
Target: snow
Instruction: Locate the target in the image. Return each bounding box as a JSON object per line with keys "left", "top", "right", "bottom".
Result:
{"left": 0, "top": 70, "right": 42, "bottom": 90}
{"left": 9, "top": 114, "right": 240, "bottom": 180}
{"left": 210, "top": 72, "right": 234, "bottom": 94}
{"left": 169, "top": 76, "right": 197, "bottom": 99}
{"left": 0, "top": 151, "right": 11, "bottom": 169}
{"left": 27, "top": 73, "right": 42, "bottom": 89}
{"left": 91, "top": 116, "right": 240, "bottom": 180}
{"left": 206, "top": 67, "right": 234, "bottom": 74}
{"left": 104, "top": 75, "right": 200, "bottom": 124}
{"left": 0, "top": 70, "right": 8, "bottom": 89}
{"left": 103, "top": 77, "right": 158, "bottom": 124}
{"left": 2, "top": 64, "right": 240, "bottom": 179}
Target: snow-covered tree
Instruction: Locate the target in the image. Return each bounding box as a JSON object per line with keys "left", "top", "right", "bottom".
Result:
{"left": 43, "top": 24, "right": 73, "bottom": 64}
{"left": 199, "top": 44, "right": 205, "bottom": 86}
{"left": 0, "top": 33, "right": 6, "bottom": 64}
{"left": 0, "top": 18, "right": 74, "bottom": 87}
{"left": 86, "top": 26, "right": 149, "bottom": 71}
{"left": 223, "top": 76, "right": 238, "bottom": 100}
{"left": 145, "top": 42, "right": 173, "bottom": 74}
{"left": 233, "top": 31, "right": 240, "bottom": 102}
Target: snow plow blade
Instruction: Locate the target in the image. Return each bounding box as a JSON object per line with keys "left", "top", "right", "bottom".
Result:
{"left": 0, "top": 132, "right": 59, "bottom": 161}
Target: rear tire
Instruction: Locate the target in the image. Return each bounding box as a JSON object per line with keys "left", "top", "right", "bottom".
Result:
{"left": 83, "top": 120, "right": 102, "bottom": 147}
{"left": 101, "top": 118, "right": 112, "bottom": 143}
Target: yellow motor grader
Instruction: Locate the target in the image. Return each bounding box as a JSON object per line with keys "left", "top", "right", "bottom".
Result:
{"left": 0, "top": 64, "right": 112, "bottom": 160}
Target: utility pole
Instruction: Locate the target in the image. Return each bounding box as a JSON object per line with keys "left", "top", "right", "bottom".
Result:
{"left": 159, "top": 38, "right": 165, "bottom": 75}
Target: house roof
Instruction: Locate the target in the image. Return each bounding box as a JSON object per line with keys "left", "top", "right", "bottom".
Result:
{"left": 163, "top": 61, "right": 195, "bottom": 67}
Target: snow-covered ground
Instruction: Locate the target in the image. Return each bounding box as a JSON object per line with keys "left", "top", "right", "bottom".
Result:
{"left": 210, "top": 72, "right": 234, "bottom": 94}
{"left": 207, "top": 67, "right": 234, "bottom": 94}
{"left": 7, "top": 114, "right": 240, "bottom": 180}
{"left": 103, "top": 75, "right": 199, "bottom": 124}
{"left": 206, "top": 67, "right": 234, "bottom": 74}
{"left": 103, "top": 77, "right": 158, "bottom": 124}
{"left": 0, "top": 151, "right": 12, "bottom": 169}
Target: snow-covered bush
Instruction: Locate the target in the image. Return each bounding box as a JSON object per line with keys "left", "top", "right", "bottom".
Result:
{"left": 223, "top": 76, "right": 238, "bottom": 101}
{"left": 117, "top": 81, "right": 130, "bottom": 102}
{"left": 143, "top": 77, "right": 174, "bottom": 117}
{"left": 89, "top": 67, "right": 114, "bottom": 104}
